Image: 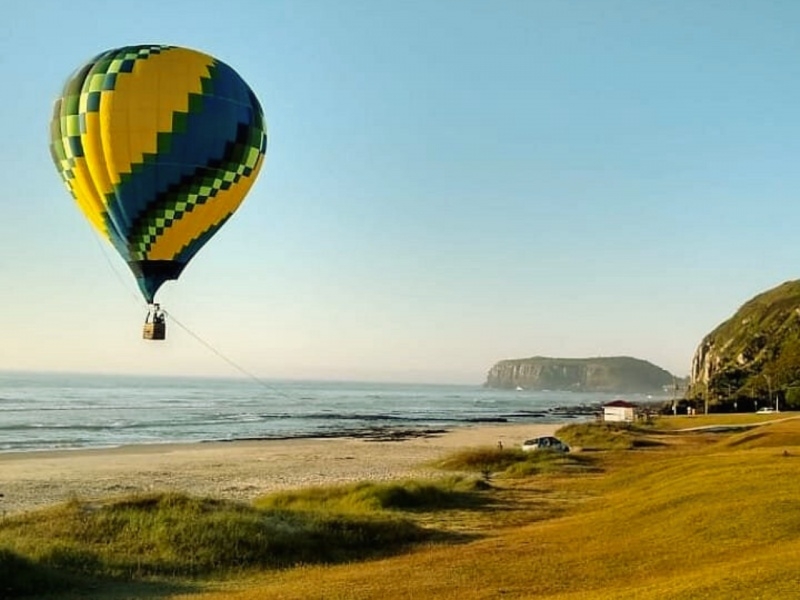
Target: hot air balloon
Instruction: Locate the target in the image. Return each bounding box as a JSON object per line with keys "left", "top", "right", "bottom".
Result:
{"left": 49, "top": 45, "right": 267, "bottom": 339}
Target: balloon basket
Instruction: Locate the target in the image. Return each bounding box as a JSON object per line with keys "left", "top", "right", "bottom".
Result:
{"left": 143, "top": 304, "right": 166, "bottom": 341}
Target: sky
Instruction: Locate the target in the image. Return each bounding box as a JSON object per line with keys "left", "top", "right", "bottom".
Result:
{"left": 1, "top": 0, "right": 799, "bottom": 384}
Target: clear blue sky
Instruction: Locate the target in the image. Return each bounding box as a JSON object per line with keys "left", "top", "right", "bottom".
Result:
{"left": 1, "top": 0, "right": 799, "bottom": 383}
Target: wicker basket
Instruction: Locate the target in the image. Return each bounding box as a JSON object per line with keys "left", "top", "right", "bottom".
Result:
{"left": 143, "top": 321, "right": 166, "bottom": 340}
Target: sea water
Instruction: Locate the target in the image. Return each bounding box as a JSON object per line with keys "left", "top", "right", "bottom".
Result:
{"left": 0, "top": 371, "right": 660, "bottom": 453}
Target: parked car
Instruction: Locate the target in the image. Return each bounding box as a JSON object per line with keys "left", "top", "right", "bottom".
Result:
{"left": 521, "top": 436, "right": 570, "bottom": 453}
{"left": 756, "top": 407, "right": 775, "bottom": 414}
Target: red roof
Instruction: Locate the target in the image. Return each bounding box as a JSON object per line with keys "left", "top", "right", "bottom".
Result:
{"left": 603, "top": 400, "right": 637, "bottom": 408}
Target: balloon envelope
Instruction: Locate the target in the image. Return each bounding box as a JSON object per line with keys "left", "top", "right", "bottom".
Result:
{"left": 50, "top": 45, "right": 267, "bottom": 303}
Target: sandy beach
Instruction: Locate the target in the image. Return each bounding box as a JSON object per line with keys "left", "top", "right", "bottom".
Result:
{"left": 0, "top": 423, "right": 561, "bottom": 516}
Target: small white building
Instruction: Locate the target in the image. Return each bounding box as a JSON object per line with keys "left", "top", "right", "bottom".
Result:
{"left": 603, "top": 400, "right": 637, "bottom": 422}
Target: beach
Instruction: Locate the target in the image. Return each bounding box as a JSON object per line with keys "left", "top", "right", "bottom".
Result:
{"left": 0, "top": 423, "right": 561, "bottom": 516}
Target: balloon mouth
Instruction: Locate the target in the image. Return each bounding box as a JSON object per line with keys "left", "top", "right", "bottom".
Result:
{"left": 128, "top": 260, "right": 187, "bottom": 303}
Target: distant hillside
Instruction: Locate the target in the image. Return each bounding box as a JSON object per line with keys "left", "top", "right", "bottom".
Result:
{"left": 484, "top": 356, "right": 675, "bottom": 393}
{"left": 689, "top": 280, "right": 800, "bottom": 409}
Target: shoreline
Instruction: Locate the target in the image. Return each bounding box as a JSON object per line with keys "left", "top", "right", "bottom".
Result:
{"left": 0, "top": 426, "right": 454, "bottom": 459}
{"left": 0, "top": 422, "right": 563, "bottom": 516}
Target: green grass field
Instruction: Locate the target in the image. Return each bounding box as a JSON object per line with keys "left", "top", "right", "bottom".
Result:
{"left": 3, "top": 414, "right": 800, "bottom": 599}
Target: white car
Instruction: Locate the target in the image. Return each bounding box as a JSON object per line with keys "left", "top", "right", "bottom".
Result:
{"left": 756, "top": 407, "right": 776, "bottom": 414}
{"left": 521, "top": 436, "right": 570, "bottom": 453}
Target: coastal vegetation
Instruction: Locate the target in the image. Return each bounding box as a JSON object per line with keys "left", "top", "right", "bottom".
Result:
{"left": 2, "top": 415, "right": 800, "bottom": 598}
{"left": 0, "top": 487, "right": 460, "bottom": 597}
{"left": 253, "top": 476, "right": 491, "bottom": 513}
{"left": 689, "top": 279, "right": 800, "bottom": 410}
{"left": 434, "top": 444, "right": 598, "bottom": 477}
{"left": 556, "top": 421, "right": 667, "bottom": 450}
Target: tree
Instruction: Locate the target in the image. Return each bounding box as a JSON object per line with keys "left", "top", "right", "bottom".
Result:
{"left": 763, "top": 335, "right": 800, "bottom": 405}
{"left": 786, "top": 387, "right": 800, "bottom": 410}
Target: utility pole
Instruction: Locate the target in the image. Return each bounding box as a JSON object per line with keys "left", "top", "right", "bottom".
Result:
{"left": 763, "top": 373, "right": 775, "bottom": 412}
{"left": 723, "top": 381, "right": 733, "bottom": 412}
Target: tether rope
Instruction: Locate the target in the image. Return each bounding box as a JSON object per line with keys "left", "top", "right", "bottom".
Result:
{"left": 91, "top": 234, "right": 145, "bottom": 308}
{"left": 88, "top": 229, "right": 293, "bottom": 399}
{"left": 161, "top": 308, "right": 291, "bottom": 397}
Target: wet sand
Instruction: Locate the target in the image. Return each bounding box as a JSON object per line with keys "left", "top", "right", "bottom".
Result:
{"left": 0, "top": 423, "right": 561, "bottom": 515}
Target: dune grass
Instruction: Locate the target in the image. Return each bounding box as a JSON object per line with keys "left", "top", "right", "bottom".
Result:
{"left": 253, "top": 476, "right": 490, "bottom": 513}
{"left": 555, "top": 421, "right": 668, "bottom": 451}
{"left": 435, "top": 445, "right": 598, "bottom": 478}
{"left": 0, "top": 490, "right": 441, "bottom": 597}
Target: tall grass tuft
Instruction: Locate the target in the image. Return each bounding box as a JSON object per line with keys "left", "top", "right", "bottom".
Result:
{"left": 556, "top": 422, "right": 658, "bottom": 450}
{"left": 0, "top": 492, "right": 432, "bottom": 581}
{"left": 436, "top": 446, "right": 597, "bottom": 478}
{"left": 436, "top": 446, "right": 525, "bottom": 473}
{"left": 254, "top": 476, "right": 491, "bottom": 513}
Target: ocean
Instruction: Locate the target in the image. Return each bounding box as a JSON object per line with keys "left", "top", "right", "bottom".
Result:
{"left": 0, "top": 371, "right": 662, "bottom": 453}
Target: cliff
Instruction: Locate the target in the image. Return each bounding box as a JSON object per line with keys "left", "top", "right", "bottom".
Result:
{"left": 689, "top": 280, "right": 800, "bottom": 409}
{"left": 484, "top": 356, "right": 674, "bottom": 393}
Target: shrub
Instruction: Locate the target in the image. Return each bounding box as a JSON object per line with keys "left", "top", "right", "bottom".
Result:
{"left": 786, "top": 387, "right": 800, "bottom": 410}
